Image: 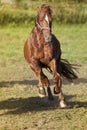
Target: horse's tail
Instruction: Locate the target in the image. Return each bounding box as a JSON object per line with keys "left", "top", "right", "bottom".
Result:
{"left": 60, "top": 59, "right": 78, "bottom": 81}
{"left": 39, "top": 59, "right": 78, "bottom": 82}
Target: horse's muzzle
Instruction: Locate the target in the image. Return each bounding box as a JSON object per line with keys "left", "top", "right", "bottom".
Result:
{"left": 44, "top": 34, "right": 52, "bottom": 43}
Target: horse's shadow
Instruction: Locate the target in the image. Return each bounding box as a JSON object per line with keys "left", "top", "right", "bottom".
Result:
{"left": 0, "top": 77, "right": 87, "bottom": 88}
{"left": 0, "top": 78, "right": 87, "bottom": 115}
{"left": 0, "top": 95, "right": 87, "bottom": 115}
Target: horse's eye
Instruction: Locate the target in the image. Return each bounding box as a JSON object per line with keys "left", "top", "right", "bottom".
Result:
{"left": 40, "top": 19, "right": 43, "bottom": 22}
{"left": 48, "top": 11, "right": 51, "bottom": 16}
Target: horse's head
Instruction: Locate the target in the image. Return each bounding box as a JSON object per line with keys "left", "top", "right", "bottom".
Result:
{"left": 36, "top": 4, "right": 52, "bottom": 43}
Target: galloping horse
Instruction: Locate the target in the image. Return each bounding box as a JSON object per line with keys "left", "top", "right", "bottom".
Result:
{"left": 24, "top": 4, "right": 77, "bottom": 108}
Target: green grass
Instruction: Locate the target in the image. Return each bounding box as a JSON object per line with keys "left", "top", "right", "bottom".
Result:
{"left": 0, "top": 23, "right": 87, "bottom": 130}
{"left": 53, "top": 23, "right": 87, "bottom": 64}
{"left": 0, "top": 23, "right": 87, "bottom": 63}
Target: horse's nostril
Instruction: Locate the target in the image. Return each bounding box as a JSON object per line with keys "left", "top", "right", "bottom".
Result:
{"left": 44, "top": 34, "right": 52, "bottom": 42}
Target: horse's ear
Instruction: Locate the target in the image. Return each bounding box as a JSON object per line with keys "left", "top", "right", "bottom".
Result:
{"left": 37, "top": 6, "right": 41, "bottom": 14}
{"left": 37, "top": 6, "right": 39, "bottom": 9}
{"left": 36, "top": 6, "right": 41, "bottom": 21}
{"left": 50, "top": 6, "right": 53, "bottom": 14}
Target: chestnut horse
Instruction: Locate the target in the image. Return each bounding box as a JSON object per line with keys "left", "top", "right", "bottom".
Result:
{"left": 24, "top": 4, "right": 77, "bottom": 108}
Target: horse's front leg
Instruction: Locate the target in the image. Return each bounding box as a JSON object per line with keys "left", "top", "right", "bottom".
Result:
{"left": 30, "top": 59, "right": 53, "bottom": 100}
{"left": 49, "top": 59, "right": 67, "bottom": 108}
{"left": 30, "top": 60, "right": 46, "bottom": 98}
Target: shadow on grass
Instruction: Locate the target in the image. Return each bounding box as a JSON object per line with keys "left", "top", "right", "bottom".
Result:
{"left": 0, "top": 79, "right": 38, "bottom": 87}
{"left": 0, "top": 95, "right": 87, "bottom": 115}
{"left": 0, "top": 77, "right": 87, "bottom": 88}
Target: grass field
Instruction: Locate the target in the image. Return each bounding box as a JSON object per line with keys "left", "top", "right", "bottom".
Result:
{"left": 0, "top": 23, "right": 87, "bottom": 130}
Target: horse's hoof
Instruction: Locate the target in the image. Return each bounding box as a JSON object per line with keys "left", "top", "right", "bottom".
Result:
{"left": 39, "top": 87, "right": 46, "bottom": 98}
{"left": 54, "top": 87, "right": 60, "bottom": 94}
{"left": 59, "top": 100, "right": 67, "bottom": 108}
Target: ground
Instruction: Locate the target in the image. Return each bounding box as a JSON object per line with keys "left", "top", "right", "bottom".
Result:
{"left": 0, "top": 24, "right": 87, "bottom": 130}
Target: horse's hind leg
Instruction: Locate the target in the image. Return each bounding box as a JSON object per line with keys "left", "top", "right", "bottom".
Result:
{"left": 49, "top": 59, "right": 67, "bottom": 108}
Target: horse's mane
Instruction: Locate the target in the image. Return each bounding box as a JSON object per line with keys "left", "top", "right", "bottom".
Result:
{"left": 38, "top": 4, "right": 52, "bottom": 14}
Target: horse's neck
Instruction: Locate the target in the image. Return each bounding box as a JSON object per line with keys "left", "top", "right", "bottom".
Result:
{"left": 30, "top": 26, "right": 45, "bottom": 48}
{"left": 33, "top": 26, "right": 44, "bottom": 42}
{"left": 34, "top": 26, "right": 42, "bottom": 35}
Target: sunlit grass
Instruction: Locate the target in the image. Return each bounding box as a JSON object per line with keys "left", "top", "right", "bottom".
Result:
{"left": 53, "top": 23, "right": 87, "bottom": 63}
{"left": 0, "top": 23, "right": 87, "bottom": 82}
{"left": 0, "top": 23, "right": 87, "bottom": 64}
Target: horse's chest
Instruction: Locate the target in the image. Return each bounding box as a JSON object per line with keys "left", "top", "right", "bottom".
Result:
{"left": 44, "top": 44, "right": 53, "bottom": 58}
{"left": 40, "top": 44, "right": 53, "bottom": 63}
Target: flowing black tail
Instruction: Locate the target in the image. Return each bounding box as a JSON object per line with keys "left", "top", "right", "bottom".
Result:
{"left": 39, "top": 59, "right": 78, "bottom": 82}
{"left": 60, "top": 59, "right": 78, "bottom": 81}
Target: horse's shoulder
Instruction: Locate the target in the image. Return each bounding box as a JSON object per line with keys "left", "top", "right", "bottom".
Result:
{"left": 26, "top": 28, "right": 37, "bottom": 46}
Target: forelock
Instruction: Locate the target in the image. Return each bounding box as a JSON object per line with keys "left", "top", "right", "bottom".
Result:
{"left": 38, "top": 4, "right": 52, "bottom": 15}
